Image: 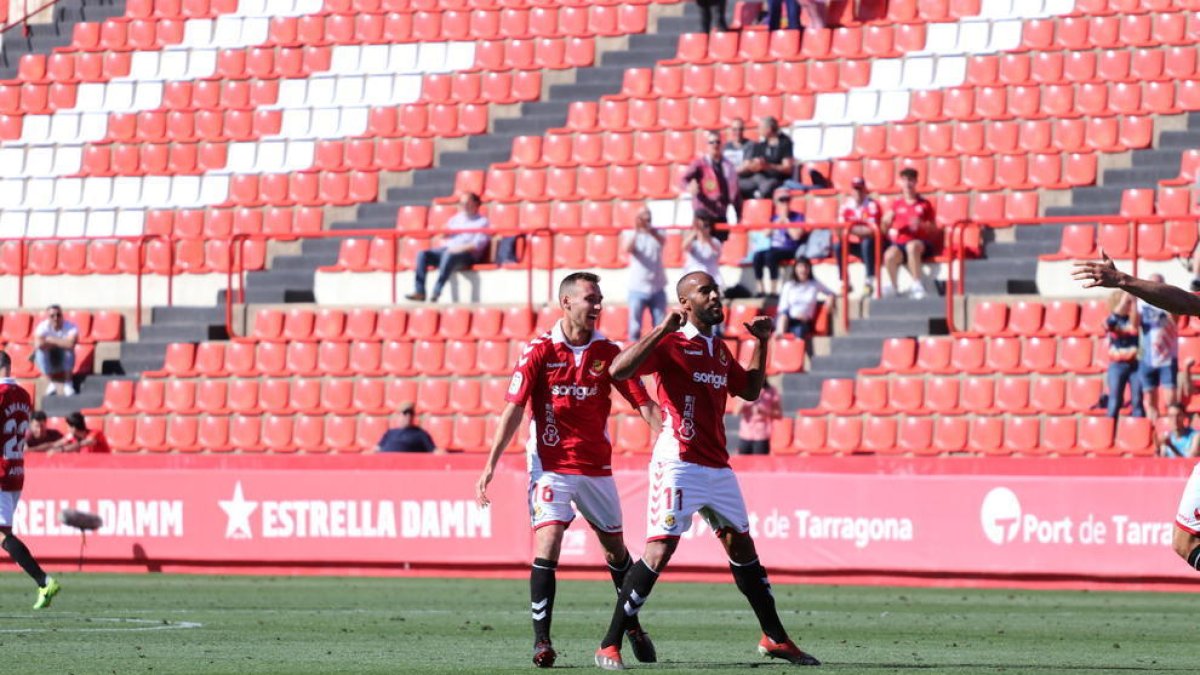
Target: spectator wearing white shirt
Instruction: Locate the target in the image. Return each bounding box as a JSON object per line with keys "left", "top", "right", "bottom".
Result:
{"left": 625, "top": 208, "right": 667, "bottom": 340}
{"left": 34, "top": 305, "right": 78, "bottom": 397}
{"left": 405, "top": 192, "right": 491, "bottom": 303}
{"left": 682, "top": 213, "right": 724, "bottom": 288}
{"left": 774, "top": 258, "right": 834, "bottom": 340}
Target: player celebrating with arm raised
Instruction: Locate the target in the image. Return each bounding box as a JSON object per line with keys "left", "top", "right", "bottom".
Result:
{"left": 593, "top": 271, "right": 820, "bottom": 671}
{"left": 1074, "top": 253, "right": 1200, "bottom": 572}
{"left": 476, "top": 272, "right": 661, "bottom": 669}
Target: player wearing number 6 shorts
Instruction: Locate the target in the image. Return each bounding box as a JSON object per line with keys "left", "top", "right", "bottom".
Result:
{"left": 476, "top": 272, "right": 662, "bottom": 669}
{"left": 0, "top": 350, "right": 60, "bottom": 609}
{"left": 593, "top": 271, "right": 820, "bottom": 671}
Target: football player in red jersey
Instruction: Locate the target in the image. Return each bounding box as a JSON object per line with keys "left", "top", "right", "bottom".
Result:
{"left": 476, "top": 272, "right": 662, "bottom": 669}
{"left": 0, "top": 350, "right": 60, "bottom": 609}
{"left": 593, "top": 271, "right": 820, "bottom": 670}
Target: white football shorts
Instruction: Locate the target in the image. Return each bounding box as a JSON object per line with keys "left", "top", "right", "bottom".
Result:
{"left": 645, "top": 458, "right": 750, "bottom": 540}
{"left": 528, "top": 469, "right": 623, "bottom": 533}
{"left": 1175, "top": 463, "right": 1200, "bottom": 535}
{"left": 0, "top": 491, "right": 20, "bottom": 528}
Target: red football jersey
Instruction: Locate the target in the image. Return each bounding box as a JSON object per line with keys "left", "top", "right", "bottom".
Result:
{"left": 506, "top": 322, "right": 652, "bottom": 476}
{"left": 840, "top": 196, "right": 882, "bottom": 227}
{"left": 637, "top": 323, "right": 749, "bottom": 469}
{"left": 887, "top": 196, "right": 936, "bottom": 245}
{"left": 0, "top": 380, "right": 32, "bottom": 491}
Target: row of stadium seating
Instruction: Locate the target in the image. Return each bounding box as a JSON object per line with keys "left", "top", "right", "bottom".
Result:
{"left": 128, "top": 333, "right": 807, "bottom": 378}
{"left": 93, "top": 408, "right": 1163, "bottom": 456}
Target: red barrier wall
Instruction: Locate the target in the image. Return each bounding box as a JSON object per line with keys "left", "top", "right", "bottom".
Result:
{"left": 16, "top": 454, "right": 1200, "bottom": 587}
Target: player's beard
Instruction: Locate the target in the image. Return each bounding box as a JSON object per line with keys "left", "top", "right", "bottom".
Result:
{"left": 698, "top": 303, "right": 724, "bottom": 327}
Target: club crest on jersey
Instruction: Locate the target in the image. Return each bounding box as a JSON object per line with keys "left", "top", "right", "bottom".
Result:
{"left": 718, "top": 348, "right": 728, "bottom": 366}
{"left": 589, "top": 359, "right": 606, "bottom": 375}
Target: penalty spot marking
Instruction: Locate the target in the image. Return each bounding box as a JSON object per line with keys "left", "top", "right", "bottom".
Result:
{"left": 0, "top": 614, "right": 202, "bottom": 633}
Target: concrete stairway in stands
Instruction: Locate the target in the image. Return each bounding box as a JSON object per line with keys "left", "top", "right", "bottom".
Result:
{"left": 235, "top": 2, "right": 691, "bottom": 304}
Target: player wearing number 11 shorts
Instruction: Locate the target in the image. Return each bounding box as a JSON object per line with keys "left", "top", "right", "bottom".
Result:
{"left": 0, "top": 350, "right": 60, "bottom": 609}
{"left": 476, "top": 272, "right": 661, "bottom": 668}
{"left": 594, "top": 271, "right": 820, "bottom": 670}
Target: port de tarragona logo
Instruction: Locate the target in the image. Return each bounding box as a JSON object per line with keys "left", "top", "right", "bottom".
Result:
{"left": 980, "top": 487, "right": 1021, "bottom": 545}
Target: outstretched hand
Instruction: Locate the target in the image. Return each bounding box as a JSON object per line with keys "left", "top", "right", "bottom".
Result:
{"left": 1071, "top": 250, "right": 1124, "bottom": 289}
{"left": 745, "top": 315, "right": 774, "bottom": 340}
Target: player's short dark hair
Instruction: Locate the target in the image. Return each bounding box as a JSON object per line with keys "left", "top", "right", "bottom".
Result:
{"left": 31, "top": 410, "right": 46, "bottom": 422}
{"left": 559, "top": 271, "right": 600, "bottom": 298}
{"left": 899, "top": 167, "right": 919, "bottom": 182}
{"left": 676, "top": 270, "right": 713, "bottom": 298}
{"left": 65, "top": 412, "right": 87, "bottom": 431}
{"left": 0, "top": 350, "right": 10, "bottom": 372}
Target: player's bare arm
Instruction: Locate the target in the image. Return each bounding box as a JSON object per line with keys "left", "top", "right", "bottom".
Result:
{"left": 610, "top": 309, "right": 685, "bottom": 381}
{"left": 737, "top": 316, "right": 772, "bottom": 401}
{"left": 475, "top": 402, "right": 524, "bottom": 508}
{"left": 1074, "top": 251, "right": 1200, "bottom": 316}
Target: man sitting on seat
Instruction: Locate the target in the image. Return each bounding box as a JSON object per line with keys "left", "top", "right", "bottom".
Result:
{"left": 405, "top": 192, "right": 491, "bottom": 303}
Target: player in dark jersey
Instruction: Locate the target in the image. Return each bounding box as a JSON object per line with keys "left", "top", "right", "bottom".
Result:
{"left": 593, "top": 271, "right": 820, "bottom": 670}
{"left": 476, "top": 272, "right": 661, "bottom": 668}
{"left": 0, "top": 350, "right": 60, "bottom": 609}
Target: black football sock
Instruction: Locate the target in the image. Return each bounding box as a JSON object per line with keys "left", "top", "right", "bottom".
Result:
{"left": 607, "top": 553, "right": 643, "bottom": 631}
{"left": 2, "top": 535, "right": 47, "bottom": 587}
{"left": 601, "top": 560, "right": 658, "bottom": 648}
{"left": 531, "top": 557, "right": 557, "bottom": 643}
{"left": 1188, "top": 547, "right": 1200, "bottom": 571}
{"left": 730, "top": 558, "right": 787, "bottom": 644}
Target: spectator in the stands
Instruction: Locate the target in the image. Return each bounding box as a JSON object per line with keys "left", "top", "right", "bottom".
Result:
{"left": 405, "top": 192, "right": 491, "bottom": 303}
{"left": 722, "top": 118, "right": 752, "bottom": 168}
{"left": 33, "top": 305, "right": 78, "bottom": 397}
{"left": 1137, "top": 275, "right": 1180, "bottom": 423}
{"left": 682, "top": 212, "right": 724, "bottom": 289}
{"left": 738, "top": 116, "right": 795, "bottom": 201}
{"left": 767, "top": 0, "right": 801, "bottom": 30}
{"left": 48, "top": 412, "right": 110, "bottom": 453}
{"left": 751, "top": 189, "right": 805, "bottom": 297}
{"left": 801, "top": 0, "right": 829, "bottom": 28}
{"left": 694, "top": 0, "right": 729, "bottom": 32}
{"left": 775, "top": 257, "right": 834, "bottom": 339}
{"left": 24, "top": 411, "right": 62, "bottom": 453}
{"left": 625, "top": 208, "right": 667, "bottom": 341}
{"left": 1159, "top": 402, "right": 1199, "bottom": 457}
{"left": 881, "top": 167, "right": 937, "bottom": 299}
{"left": 736, "top": 381, "right": 781, "bottom": 455}
{"left": 835, "top": 176, "right": 882, "bottom": 293}
{"left": 1105, "top": 291, "right": 1144, "bottom": 420}
{"left": 375, "top": 403, "right": 436, "bottom": 453}
{"left": 681, "top": 128, "right": 740, "bottom": 234}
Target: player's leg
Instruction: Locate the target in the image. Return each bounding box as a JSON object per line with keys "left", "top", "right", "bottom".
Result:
{"left": 528, "top": 472, "right": 578, "bottom": 668}
{"left": 0, "top": 493, "right": 58, "bottom": 609}
{"left": 531, "top": 523, "right": 565, "bottom": 667}
{"left": 596, "top": 460, "right": 697, "bottom": 669}
{"left": 706, "top": 469, "right": 820, "bottom": 666}
{"left": 579, "top": 476, "right": 657, "bottom": 664}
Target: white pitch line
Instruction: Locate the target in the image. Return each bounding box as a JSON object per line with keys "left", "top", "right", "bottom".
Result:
{"left": 0, "top": 616, "right": 202, "bottom": 633}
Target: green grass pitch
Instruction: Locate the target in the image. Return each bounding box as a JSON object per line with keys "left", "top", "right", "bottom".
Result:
{"left": 0, "top": 573, "right": 1193, "bottom": 674}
